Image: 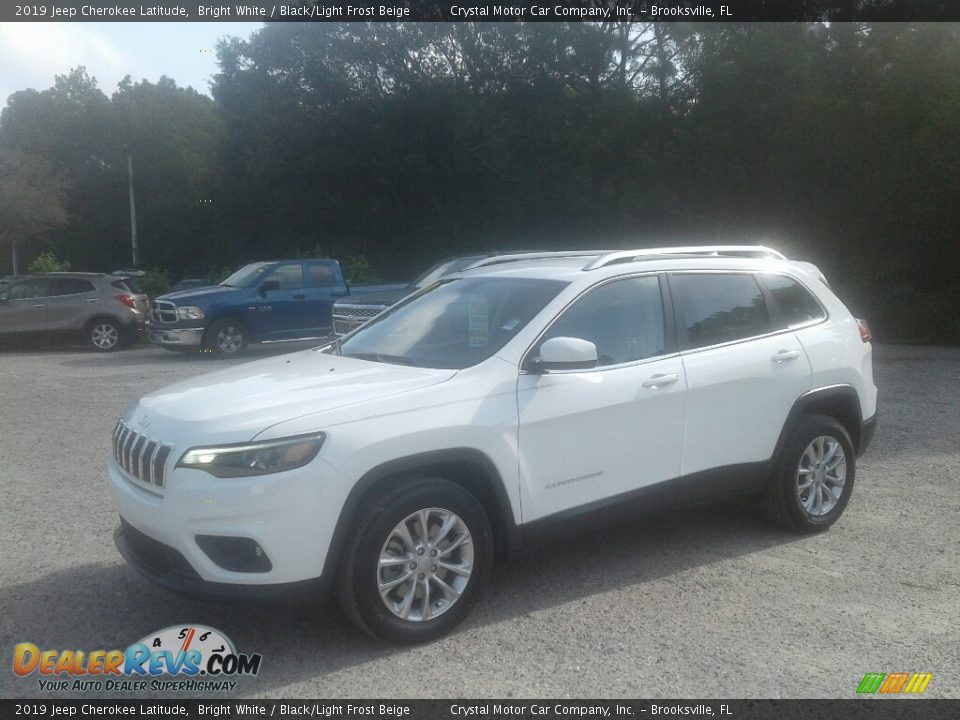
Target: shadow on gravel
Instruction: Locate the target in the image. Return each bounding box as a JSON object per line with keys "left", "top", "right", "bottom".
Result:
{"left": 1, "top": 503, "right": 804, "bottom": 698}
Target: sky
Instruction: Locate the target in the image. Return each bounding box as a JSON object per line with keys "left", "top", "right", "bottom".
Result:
{"left": 0, "top": 22, "right": 265, "bottom": 106}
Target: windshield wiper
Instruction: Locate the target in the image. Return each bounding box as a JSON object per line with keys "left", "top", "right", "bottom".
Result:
{"left": 342, "top": 351, "right": 418, "bottom": 367}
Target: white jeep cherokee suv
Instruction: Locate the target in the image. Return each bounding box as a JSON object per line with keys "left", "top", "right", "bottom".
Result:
{"left": 108, "top": 246, "right": 877, "bottom": 643}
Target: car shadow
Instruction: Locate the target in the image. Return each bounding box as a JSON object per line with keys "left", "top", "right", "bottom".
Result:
{"left": 1, "top": 502, "right": 806, "bottom": 699}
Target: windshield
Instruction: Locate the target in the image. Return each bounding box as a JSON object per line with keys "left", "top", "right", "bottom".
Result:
{"left": 339, "top": 277, "right": 568, "bottom": 369}
{"left": 221, "top": 262, "right": 270, "bottom": 288}
{"left": 412, "top": 256, "right": 486, "bottom": 289}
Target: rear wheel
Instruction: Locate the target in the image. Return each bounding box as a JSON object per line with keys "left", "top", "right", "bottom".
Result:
{"left": 336, "top": 477, "right": 493, "bottom": 644}
{"left": 87, "top": 319, "right": 123, "bottom": 352}
{"left": 205, "top": 319, "right": 248, "bottom": 356}
{"left": 764, "top": 414, "right": 855, "bottom": 532}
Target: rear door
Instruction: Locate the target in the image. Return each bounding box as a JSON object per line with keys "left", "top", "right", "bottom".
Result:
{"left": 517, "top": 274, "right": 686, "bottom": 522}
{"left": 0, "top": 278, "right": 54, "bottom": 335}
{"left": 670, "top": 272, "right": 812, "bottom": 501}
{"left": 45, "top": 278, "right": 99, "bottom": 331}
{"left": 304, "top": 261, "right": 347, "bottom": 336}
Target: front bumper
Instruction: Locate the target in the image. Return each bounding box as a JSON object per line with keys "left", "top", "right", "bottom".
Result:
{"left": 107, "top": 453, "right": 347, "bottom": 591}
{"left": 114, "top": 520, "right": 330, "bottom": 599}
{"left": 149, "top": 326, "right": 204, "bottom": 347}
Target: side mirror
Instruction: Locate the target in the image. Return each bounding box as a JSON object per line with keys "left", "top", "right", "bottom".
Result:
{"left": 259, "top": 279, "right": 280, "bottom": 296}
{"left": 528, "top": 337, "right": 598, "bottom": 373}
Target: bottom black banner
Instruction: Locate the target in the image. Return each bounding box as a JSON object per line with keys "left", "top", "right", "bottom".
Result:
{"left": 2, "top": 700, "right": 958, "bottom": 720}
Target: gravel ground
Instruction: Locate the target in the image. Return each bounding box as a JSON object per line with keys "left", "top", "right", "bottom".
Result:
{"left": 0, "top": 341, "right": 957, "bottom": 699}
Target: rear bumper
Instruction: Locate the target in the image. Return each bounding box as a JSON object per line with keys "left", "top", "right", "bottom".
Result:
{"left": 149, "top": 326, "right": 204, "bottom": 347}
{"left": 858, "top": 414, "right": 877, "bottom": 457}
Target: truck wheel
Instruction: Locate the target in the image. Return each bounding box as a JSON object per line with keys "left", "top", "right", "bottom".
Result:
{"left": 205, "top": 319, "right": 248, "bottom": 356}
{"left": 764, "top": 414, "right": 856, "bottom": 533}
{"left": 336, "top": 477, "right": 493, "bottom": 644}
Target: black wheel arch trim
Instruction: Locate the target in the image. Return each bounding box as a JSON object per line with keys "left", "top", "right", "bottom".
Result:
{"left": 774, "top": 384, "right": 873, "bottom": 461}
{"left": 322, "top": 448, "right": 522, "bottom": 583}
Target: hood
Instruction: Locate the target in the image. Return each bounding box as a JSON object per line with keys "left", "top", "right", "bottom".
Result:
{"left": 127, "top": 350, "right": 456, "bottom": 446}
{"left": 335, "top": 287, "right": 412, "bottom": 309}
{"left": 157, "top": 285, "right": 242, "bottom": 303}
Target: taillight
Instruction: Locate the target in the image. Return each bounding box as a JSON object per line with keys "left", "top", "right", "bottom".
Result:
{"left": 857, "top": 318, "right": 871, "bottom": 343}
{"left": 114, "top": 294, "right": 136, "bottom": 309}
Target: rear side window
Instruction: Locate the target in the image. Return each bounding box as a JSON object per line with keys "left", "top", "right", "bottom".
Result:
{"left": 56, "top": 279, "right": 96, "bottom": 295}
{"left": 309, "top": 264, "right": 337, "bottom": 287}
{"left": 536, "top": 276, "right": 667, "bottom": 366}
{"left": 761, "top": 274, "right": 825, "bottom": 327}
{"left": 270, "top": 263, "right": 305, "bottom": 289}
{"left": 673, "top": 273, "right": 771, "bottom": 350}
{"left": 113, "top": 277, "right": 144, "bottom": 294}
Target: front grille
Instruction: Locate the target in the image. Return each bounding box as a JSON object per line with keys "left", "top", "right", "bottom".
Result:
{"left": 151, "top": 300, "right": 178, "bottom": 324}
{"left": 332, "top": 305, "right": 387, "bottom": 336}
{"left": 113, "top": 419, "right": 173, "bottom": 489}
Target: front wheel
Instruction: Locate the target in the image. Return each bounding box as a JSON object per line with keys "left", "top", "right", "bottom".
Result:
{"left": 336, "top": 477, "right": 493, "bottom": 644}
{"left": 764, "top": 414, "right": 856, "bottom": 532}
{"left": 205, "top": 319, "right": 248, "bottom": 356}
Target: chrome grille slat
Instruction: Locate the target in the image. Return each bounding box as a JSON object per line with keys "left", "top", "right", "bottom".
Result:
{"left": 151, "top": 300, "right": 179, "bottom": 324}
{"left": 112, "top": 419, "right": 172, "bottom": 491}
{"left": 122, "top": 430, "right": 136, "bottom": 473}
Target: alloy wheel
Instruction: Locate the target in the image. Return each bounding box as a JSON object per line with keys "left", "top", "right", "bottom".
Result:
{"left": 797, "top": 435, "right": 847, "bottom": 517}
{"left": 377, "top": 507, "right": 474, "bottom": 622}
{"left": 91, "top": 323, "right": 119, "bottom": 350}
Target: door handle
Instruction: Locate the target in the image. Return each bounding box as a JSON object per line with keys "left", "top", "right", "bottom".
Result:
{"left": 293, "top": 294, "right": 306, "bottom": 300}
{"left": 642, "top": 373, "right": 680, "bottom": 389}
{"left": 771, "top": 349, "right": 801, "bottom": 363}
{"left": 84, "top": 298, "right": 99, "bottom": 303}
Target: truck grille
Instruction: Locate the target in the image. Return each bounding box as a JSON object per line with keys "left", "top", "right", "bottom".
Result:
{"left": 332, "top": 305, "right": 386, "bottom": 336}
{"left": 113, "top": 420, "right": 173, "bottom": 488}
{"left": 151, "top": 300, "right": 178, "bottom": 324}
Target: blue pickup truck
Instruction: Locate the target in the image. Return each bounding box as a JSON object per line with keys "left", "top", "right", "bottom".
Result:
{"left": 148, "top": 259, "right": 405, "bottom": 355}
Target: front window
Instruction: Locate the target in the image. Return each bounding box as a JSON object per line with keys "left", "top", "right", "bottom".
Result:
{"left": 532, "top": 276, "right": 667, "bottom": 366}
{"left": 339, "top": 277, "right": 567, "bottom": 369}
{"left": 220, "top": 263, "right": 271, "bottom": 288}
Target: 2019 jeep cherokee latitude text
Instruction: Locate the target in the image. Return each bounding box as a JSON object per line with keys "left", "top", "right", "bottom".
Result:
{"left": 108, "top": 247, "right": 877, "bottom": 644}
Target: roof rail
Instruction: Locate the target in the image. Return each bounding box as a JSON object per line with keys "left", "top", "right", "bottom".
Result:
{"left": 471, "top": 250, "right": 612, "bottom": 269}
{"left": 582, "top": 245, "right": 787, "bottom": 271}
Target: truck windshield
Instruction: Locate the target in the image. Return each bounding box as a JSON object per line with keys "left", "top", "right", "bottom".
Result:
{"left": 339, "top": 277, "right": 568, "bottom": 369}
{"left": 221, "top": 263, "right": 271, "bottom": 288}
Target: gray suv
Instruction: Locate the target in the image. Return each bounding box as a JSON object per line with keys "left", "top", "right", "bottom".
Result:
{"left": 0, "top": 273, "right": 149, "bottom": 351}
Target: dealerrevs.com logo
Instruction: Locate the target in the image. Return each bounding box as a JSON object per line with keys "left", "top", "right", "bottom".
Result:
{"left": 12, "top": 625, "right": 261, "bottom": 693}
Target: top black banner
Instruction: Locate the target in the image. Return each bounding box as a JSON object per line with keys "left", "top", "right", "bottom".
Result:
{"left": 5, "top": 0, "right": 960, "bottom": 23}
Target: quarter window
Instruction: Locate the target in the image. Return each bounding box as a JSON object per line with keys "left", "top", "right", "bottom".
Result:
{"left": 673, "top": 273, "right": 771, "bottom": 350}
{"left": 536, "top": 276, "right": 667, "bottom": 367}
{"left": 762, "top": 274, "right": 825, "bottom": 327}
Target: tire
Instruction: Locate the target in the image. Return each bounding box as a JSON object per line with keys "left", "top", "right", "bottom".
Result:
{"left": 205, "top": 318, "right": 249, "bottom": 356}
{"left": 336, "top": 477, "right": 493, "bottom": 644}
{"left": 87, "top": 318, "right": 124, "bottom": 352}
{"left": 764, "top": 413, "right": 856, "bottom": 533}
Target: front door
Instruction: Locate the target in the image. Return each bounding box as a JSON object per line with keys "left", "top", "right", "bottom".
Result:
{"left": 517, "top": 274, "right": 686, "bottom": 523}
{"left": 0, "top": 278, "right": 54, "bottom": 335}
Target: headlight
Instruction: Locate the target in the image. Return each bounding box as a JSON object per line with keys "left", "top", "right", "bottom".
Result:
{"left": 177, "top": 306, "right": 205, "bottom": 320}
{"left": 177, "top": 434, "right": 325, "bottom": 478}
